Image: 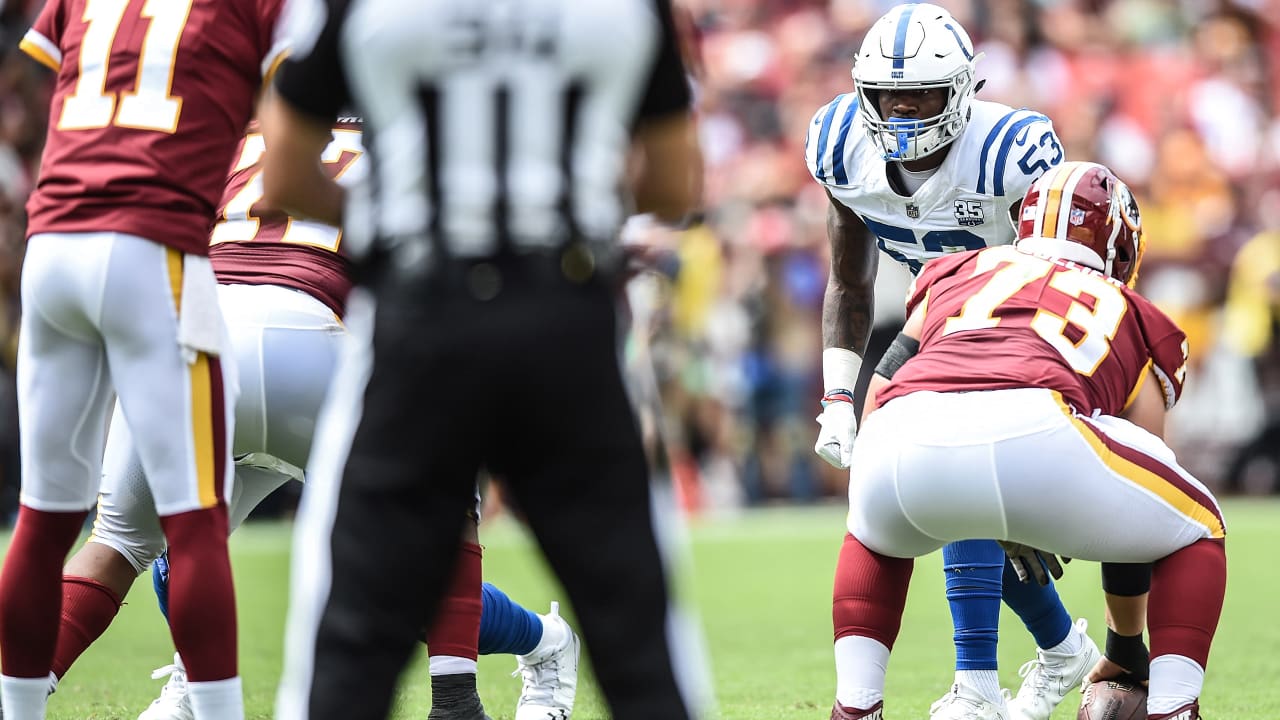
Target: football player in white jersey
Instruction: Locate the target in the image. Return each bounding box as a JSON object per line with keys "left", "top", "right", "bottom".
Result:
{"left": 805, "top": 5, "right": 1099, "bottom": 720}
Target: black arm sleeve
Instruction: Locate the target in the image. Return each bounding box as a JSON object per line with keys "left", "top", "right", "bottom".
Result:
{"left": 874, "top": 333, "right": 920, "bottom": 380}
{"left": 634, "top": 0, "right": 692, "bottom": 123}
{"left": 273, "top": 0, "right": 352, "bottom": 123}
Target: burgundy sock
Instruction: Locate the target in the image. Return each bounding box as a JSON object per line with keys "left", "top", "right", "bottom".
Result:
{"left": 52, "top": 576, "right": 123, "bottom": 679}
{"left": 425, "top": 542, "right": 483, "bottom": 661}
{"left": 160, "top": 506, "right": 237, "bottom": 681}
{"left": 833, "top": 533, "right": 913, "bottom": 649}
{"left": 0, "top": 506, "right": 89, "bottom": 678}
{"left": 1149, "top": 539, "right": 1226, "bottom": 668}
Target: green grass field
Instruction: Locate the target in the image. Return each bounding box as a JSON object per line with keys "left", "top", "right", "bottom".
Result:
{"left": 18, "top": 498, "right": 1280, "bottom": 719}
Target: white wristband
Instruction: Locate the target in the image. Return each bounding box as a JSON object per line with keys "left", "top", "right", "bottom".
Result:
{"left": 822, "top": 347, "right": 863, "bottom": 392}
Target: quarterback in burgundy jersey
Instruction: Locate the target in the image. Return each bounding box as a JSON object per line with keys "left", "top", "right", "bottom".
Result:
{"left": 1, "top": 0, "right": 286, "bottom": 717}
{"left": 21, "top": 0, "right": 288, "bottom": 254}
{"left": 832, "top": 162, "right": 1224, "bottom": 720}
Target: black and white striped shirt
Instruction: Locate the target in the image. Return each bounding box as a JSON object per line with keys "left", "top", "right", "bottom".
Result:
{"left": 274, "top": 0, "right": 691, "bottom": 263}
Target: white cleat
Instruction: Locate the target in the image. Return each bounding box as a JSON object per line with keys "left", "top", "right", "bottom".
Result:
{"left": 929, "top": 683, "right": 1011, "bottom": 720}
{"left": 137, "top": 653, "right": 194, "bottom": 720}
{"left": 514, "top": 602, "right": 580, "bottom": 720}
{"left": 1008, "top": 618, "right": 1102, "bottom": 720}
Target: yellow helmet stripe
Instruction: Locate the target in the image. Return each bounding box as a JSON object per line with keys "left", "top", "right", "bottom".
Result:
{"left": 1039, "top": 163, "right": 1090, "bottom": 240}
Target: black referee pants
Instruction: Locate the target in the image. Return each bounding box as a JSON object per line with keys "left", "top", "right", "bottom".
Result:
{"left": 304, "top": 259, "right": 692, "bottom": 720}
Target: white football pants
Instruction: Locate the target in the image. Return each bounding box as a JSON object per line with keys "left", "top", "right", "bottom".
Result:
{"left": 18, "top": 232, "right": 235, "bottom": 516}
{"left": 91, "top": 283, "right": 344, "bottom": 572}
{"left": 847, "top": 388, "right": 1224, "bottom": 562}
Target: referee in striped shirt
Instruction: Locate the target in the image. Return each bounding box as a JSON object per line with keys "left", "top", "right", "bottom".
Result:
{"left": 260, "top": 1, "right": 702, "bottom": 718}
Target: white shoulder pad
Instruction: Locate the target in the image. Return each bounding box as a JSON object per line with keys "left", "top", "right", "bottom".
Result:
{"left": 805, "top": 94, "right": 861, "bottom": 187}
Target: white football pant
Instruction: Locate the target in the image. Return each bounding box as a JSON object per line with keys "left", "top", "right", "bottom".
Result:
{"left": 18, "top": 232, "right": 235, "bottom": 516}
{"left": 91, "top": 283, "right": 344, "bottom": 571}
{"left": 847, "top": 388, "right": 1224, "bottom": 562}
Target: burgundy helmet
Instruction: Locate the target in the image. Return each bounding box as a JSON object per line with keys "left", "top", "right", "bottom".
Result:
{"left": 1016, "top": 161, "right": 1145, "bottom": 287}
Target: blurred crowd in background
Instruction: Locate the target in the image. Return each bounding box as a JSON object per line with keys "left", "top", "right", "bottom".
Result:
{"left": 646, "top": 0, "right": 1280, "bottom": 509}
{"left": 0, "top": 0, "right": 1279, "bottom": 522}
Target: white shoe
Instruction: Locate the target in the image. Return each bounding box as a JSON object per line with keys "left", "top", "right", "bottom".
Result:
{"left": 1008, "top": 618, "right": 1102, "bottom": 720}
{"left": 929, "top": 683, "right": 1011, "bottom": 719}
{"left": 137, "top": 653, "right": 194, "bottom": 720}
{"left": 513, "top": 602, "right": 580, "bottom": 720}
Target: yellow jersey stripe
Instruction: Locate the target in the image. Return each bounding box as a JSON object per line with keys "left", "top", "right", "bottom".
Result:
{"left": 261, "top": 45, "right": 291, "bottom": 88}
{"left": 1121, "top": 359, "right": 1152, "bottom": 413}
{"left": 20, "top": 36, "right": 60, "bottom": 72}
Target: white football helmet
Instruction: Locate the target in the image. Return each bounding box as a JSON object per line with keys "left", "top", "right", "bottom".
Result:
{"left": 852, "top": 3, "right": 981, "bottom": 162}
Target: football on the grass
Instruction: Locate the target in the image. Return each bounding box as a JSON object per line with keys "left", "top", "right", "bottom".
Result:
{"left": 1078, "top": 679, "right": 1148, "bottom": 720}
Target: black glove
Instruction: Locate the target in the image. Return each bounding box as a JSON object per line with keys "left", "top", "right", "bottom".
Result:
{"left": 997, "top": 541, "right": 1070, "bottom": 586}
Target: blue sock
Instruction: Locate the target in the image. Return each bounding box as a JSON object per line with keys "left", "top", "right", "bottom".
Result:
{"left": 152, "top": 551, "right": 171, "bottom": 623}
{"left": 942, "top": 540, "right": 1003, "bottom": 671}
{"left": 1001, "top": 558, "right": 1072, "bottom": 649}
{"left": 478, "top": 582, "right": 543, "bottom": 656}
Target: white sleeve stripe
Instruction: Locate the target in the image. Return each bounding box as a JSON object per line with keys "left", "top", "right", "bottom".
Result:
{"left": 990, "top": 113, "right": 1052, "bottom": 196}
{"left": 804, "top": 110, "right": 823, "bottom": 180}
{"left": 809, "top": 94, "right": 857, "bottom": 185}
{"left": 977, "top": 108, "right": 1053, "bottom": 196}
{"left": 21, "top": 30, "right": 61, "bottom": 68}
{"left": 976, "top": 109, "right": 1021, "bottom": 195}
{"left": 808, "top": 99, "right": 840, "bottom": 181}
{"left": 827, "top": 94, "right": 860, "bottom": 185}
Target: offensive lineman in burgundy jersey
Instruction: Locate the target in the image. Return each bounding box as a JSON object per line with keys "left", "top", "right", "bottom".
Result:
{"left": 209, "top": 118, "right": 361, "bottom": 317}
{"left": 832, "top": 162, "right": 1224, "bottom": 720}
{"left": 876, "top": 246, "right": 1189, "bottom": 418}
{"left": 1, "top": 0, "right": 286, "bottom": 717}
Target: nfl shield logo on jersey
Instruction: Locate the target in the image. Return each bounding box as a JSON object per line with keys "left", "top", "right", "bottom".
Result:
{"left": 1069, "top": 207, "right": 1087, "bottom": 226}
{"left": 906, "top": 203, "right": 920, "bottom": 219}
